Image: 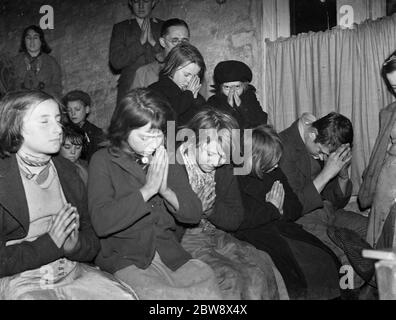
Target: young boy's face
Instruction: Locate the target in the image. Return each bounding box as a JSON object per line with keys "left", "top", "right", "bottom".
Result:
{"left": 60, "top": 138, "right": 83, "bottom": 163}
{"left": 130, "top": 0, "right": 154, "bottom": 19}
{"left": 67, "top": 100, "right": 89, "bottom": 126}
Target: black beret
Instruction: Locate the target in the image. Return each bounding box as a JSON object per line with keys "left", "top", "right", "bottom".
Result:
{"left": 213, "top": 60, "right": 252, "bottom": 85}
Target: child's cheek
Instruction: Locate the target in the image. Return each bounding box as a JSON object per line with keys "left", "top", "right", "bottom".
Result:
{"left": 76, "top": 149, "right": 82, "bottom": 159}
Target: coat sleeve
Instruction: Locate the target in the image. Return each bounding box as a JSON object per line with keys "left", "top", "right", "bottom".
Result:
{"left": 0, "top": 216, "right": 63, "bottom": 277}
{"left": 242, "top": 90, "right": 268, "bottom": 126}
{"left": 165, "top": 163, "right": 202, "bottom": 225}
{"left": 109, "top": 22, "right": 146, "bottom": 71}
{"left": 238, "top": 177, "right": 281, "bottom": 229}
{"left": 64, "top": 173, "right": 100, "bottom": 263}
{"left": 277, "top": 169, "right": 303, "bottom": 221}
{"left": 88, "top": 152, "right": 152, "bottom": 237}
{"left": 208, "top": 166, "right": 244, "bottom": 231}
{"left": 279, "top": 148, "right": 323, "bottom": 214}
{"left": 322, "top": 177, "right": 352, "bottom": 210}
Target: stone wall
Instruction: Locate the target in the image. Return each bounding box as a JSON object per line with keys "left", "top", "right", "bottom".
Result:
{"left": 0, "top": 0, "right": 264, "bottom": 130}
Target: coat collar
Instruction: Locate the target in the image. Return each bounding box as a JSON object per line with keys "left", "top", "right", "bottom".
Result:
{"left": 53, "top": 156, "right": 81, "bottom": 209}
{"left": 0, "top": 154, "right": 81, "bottom": 233}
{"left": 109, "top": 149, "right": 147, "bottom": 185}
{"left": 0, "top": 154, "right": 30, "bottom": 233}
{"left": 285, "top": 120, "right": 307, "bottom": 152}
{"left": 157, "top": 75, "right": 183, "bottom": 97}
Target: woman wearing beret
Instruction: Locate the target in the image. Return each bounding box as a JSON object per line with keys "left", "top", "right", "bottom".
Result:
{"left": 11, "top": 25, "right": 62, "bottom": 99}
{"left": 207, "top": 60, "right": 267, "bottom": 129}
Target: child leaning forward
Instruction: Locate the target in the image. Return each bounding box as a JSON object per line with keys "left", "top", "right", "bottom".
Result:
{"left": 88, "top": 88, "right": 221, "bottom": 300}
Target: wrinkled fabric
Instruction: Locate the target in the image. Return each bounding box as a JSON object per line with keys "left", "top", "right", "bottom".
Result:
{"left": 296, "top": 202, "right": 367, "bottom": 289}
{"left": 115, "top": 252, "right": 221, "bottom": 300}
{"left": 359, "top": 102, "right": 396, "bottom": 209}
{"left": 181, "top": 226, "right": 289, "bottom": 300}
{"left": 366, "top": 127, "right": 396, "bottom": 248}
{"left": 0, "top": 262, "right": 138, "bottom": 300}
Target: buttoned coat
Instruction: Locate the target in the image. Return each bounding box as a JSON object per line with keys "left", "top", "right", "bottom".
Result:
{"left": 88, "top": 148, "right": 202, "bottom": 273}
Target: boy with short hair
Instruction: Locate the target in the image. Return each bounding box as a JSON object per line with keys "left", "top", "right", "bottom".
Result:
{"left": 279, "top": 112, "right": 368, "bottom": 289}
{"left": 62, "top": 90, "right": 105, "bottom": 162}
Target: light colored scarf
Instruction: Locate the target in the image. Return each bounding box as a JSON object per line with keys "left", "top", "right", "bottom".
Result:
{"left": 179, "top": 143, "right": 216, "bottom": 232}
{"left": 16, "top": 150, "right": 54, "bottom": 187}
{"left": 179, "top": 143, "right": 215, "bottom": 196}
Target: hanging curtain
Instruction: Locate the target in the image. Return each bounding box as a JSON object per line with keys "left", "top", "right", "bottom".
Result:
{"left": 266, "top": 14, "right": 396, "bottom": 194}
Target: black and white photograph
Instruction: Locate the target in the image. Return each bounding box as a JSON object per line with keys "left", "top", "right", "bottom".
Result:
{"left": 0, "top": 0, "right": 396, "bottom": 307}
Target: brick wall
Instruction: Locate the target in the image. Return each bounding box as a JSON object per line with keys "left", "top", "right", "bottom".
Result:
{"left": 0, "top": 0, "right": 264, "bottom": 131}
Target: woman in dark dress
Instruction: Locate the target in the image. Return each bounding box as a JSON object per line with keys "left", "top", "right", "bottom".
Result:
{"left": 235, "top": 124, "right": 342, "bottom": 299}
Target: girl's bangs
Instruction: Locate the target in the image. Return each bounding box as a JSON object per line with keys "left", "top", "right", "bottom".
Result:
{"left": 67, "top": 135, "right": 84, "bottom": 146}
{"left": 133, "top": 105, "right": 166, "bottom": 132}
{"left": 176, "top": 60, "right": 193, "bottom": 72}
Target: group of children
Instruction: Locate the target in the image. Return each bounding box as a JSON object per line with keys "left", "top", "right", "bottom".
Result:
{"left": 0, "top": 0, "right": 378, "bottom": 301}
{"left": 0, "top": 75, "right": 363, "bottom": 300}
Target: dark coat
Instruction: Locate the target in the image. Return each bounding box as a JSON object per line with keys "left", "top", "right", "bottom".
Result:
{"left": 88, "top": 148, "right": 203, "bottom": 273}
{"left": 237, "top": 168, "right": 302, "bottom": 231}
{"left": 149, "top": 75, "right": 206, "bottom": 127}
{"left": 235, "top": 167, "right": 341, "bottom": 299}
{"left": 81, "top": 120, "right": 105, "bottom": 162}
{"left": 109, "top": 18, "right": 163, "bottom": 104}
{"left": 207, "top": 86, "right": 268, "bottom": 129}
{"left": 175, "top": 164, "right": 245, "bottom": 240}
{"left": 210, "top": 165, "right": 245, "bottom": 231}
{"left": 0, "top": 154, "right": 100, "bottom": 278}
{"left": 12, "top": 52, "right": 62, "bottom": 99}
{"left": 279, "top": 120, "right": 352, "bottom": 214}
